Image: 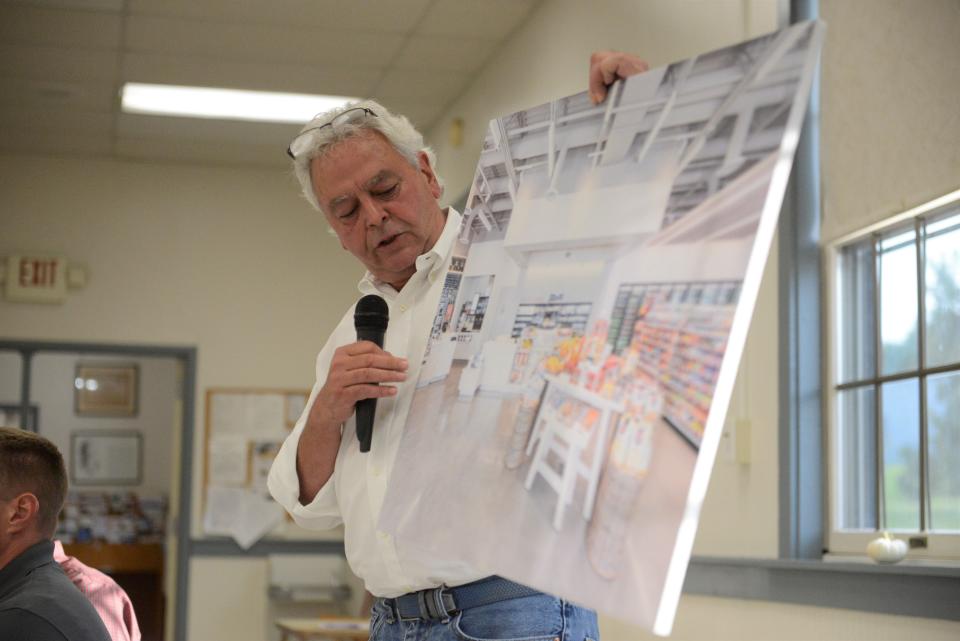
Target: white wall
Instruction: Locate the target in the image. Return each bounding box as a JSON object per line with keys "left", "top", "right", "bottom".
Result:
{"left": 187, "top": 558, "right": 269, "bottom": 641}
{"left": 458, "top": 239, "right": 522, "bottom": 345}
{"left": 187, "top": 556, "right": 365, "bottom": 641}
{"left": 516, "top": 247, "right": 610, "bottom": 306}
{"left": 820, "top": 0, "right": 960, "bottom": 241}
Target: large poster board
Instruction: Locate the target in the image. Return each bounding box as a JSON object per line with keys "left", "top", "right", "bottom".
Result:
{"left": 379, "top": 21, "right": 824, "bottom": 634}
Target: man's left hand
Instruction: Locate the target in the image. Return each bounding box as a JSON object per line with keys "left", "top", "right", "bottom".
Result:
{"left": 589, "top": 51, "right": 649, "bottom": 104}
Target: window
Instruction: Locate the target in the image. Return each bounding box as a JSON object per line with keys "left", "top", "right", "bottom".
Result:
{"left": 827, "top": 191, "right": 960, "bottom": 559}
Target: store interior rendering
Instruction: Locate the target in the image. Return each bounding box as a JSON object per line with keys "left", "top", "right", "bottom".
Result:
{"left": 384, "top": 24, "right": 813, "bottom": 630}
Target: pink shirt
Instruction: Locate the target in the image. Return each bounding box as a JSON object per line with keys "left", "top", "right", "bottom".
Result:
{"left": 53, "top": 541, "right": 142, "bottom": 641}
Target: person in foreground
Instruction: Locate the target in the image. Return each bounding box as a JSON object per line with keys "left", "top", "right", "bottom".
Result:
{"left": 268, "top": 52, "right": 646, "bottom": 641}
{"left": 0, "top": 427, "right": 110, "bottom": 641}
{"left": 53, "top": 541, "right": 142, "bottom": 641}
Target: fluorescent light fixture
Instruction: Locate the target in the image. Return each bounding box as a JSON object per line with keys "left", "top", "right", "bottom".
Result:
{"left": 120, "top": 83, "right": 357, "bottom": 124}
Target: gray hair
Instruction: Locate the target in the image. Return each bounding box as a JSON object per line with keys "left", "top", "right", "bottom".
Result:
{"left": 291, "top": 98, "right": 444, "bottom": 213}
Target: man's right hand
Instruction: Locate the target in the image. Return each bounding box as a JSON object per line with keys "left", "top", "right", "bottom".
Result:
{"left": 311, "top": 341, "right": 407, "bottom": 428}
{"left": 296, "top": 341, "right": 407, "bottom": 503}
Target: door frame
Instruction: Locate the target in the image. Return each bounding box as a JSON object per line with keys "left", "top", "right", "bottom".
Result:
{"left": 0, "top": 339, "right": 196, "bottom": 641}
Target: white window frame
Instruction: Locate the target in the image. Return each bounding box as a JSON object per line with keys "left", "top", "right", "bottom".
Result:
{"left": 824, "top": 188, "right": 960, "bottom": 562}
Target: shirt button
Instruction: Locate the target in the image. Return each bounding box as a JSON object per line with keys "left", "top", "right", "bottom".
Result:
{"left": 399, "top": 305, "right": 407, "bottom": 313}
{"left": 378, "top": 531, "right": 390, "bottom": 541}
{"left": 372, "top": 467, "right": 381, "bottom": 477}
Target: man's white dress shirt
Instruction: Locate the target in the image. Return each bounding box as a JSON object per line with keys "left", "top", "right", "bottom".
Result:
{"left": 268, "top": 209, "right": 485, "bottom": 597}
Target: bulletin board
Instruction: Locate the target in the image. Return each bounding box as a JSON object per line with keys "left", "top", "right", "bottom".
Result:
{"left": 201, "top": 388, "right": 309, "bottom": 546}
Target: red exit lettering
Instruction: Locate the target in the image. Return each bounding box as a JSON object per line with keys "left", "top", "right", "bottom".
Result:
{"left": 18, "top": 258, "right": 59, "bottom": 288}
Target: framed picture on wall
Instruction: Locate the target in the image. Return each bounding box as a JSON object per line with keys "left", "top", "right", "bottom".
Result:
{"left": 70, "top": 430, "right": 142, "bottom": 485}
{"left": 74, "top": 364, "right": 138, "bottom": 416}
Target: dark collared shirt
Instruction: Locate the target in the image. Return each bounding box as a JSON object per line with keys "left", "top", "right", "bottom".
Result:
{"left": 0, "top": 539, "right": 111, "bottom": 641}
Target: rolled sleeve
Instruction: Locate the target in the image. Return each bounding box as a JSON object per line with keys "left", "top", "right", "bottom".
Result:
{"left": 267, "top": 343, "right": 345, "bottom": 531}
{"left": 267, "top": 417, "right": 342, "bottom": 530}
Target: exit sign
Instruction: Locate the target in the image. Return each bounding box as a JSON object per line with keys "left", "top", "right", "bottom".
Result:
{"left": 5, "top": 255, "right": 68, "bottom": 303}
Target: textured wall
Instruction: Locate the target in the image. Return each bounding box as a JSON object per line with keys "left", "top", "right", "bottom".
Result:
{"left": 821, "top": 0, "right": 960, "bottom": 240}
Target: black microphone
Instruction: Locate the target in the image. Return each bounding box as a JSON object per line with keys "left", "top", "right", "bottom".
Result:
{"left": 354, "top": 294, "right": 389, "bottom": 453}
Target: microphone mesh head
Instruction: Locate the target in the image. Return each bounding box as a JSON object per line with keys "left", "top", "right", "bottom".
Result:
{"left": 354, "top": 294, "right": 389, "bottom": 332}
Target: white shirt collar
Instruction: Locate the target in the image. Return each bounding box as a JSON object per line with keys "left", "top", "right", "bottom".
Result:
{"left": 358, "top": 207, "right": 462, "bottom": 296}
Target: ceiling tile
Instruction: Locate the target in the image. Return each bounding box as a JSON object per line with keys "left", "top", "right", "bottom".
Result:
{"left": 124, "top": 15, "right": 407, "bottom": 67}
{"left": 117, "top": 112, "right": 301, "bottom": 149}
{"left": 3, "top": 0, "right": 125, "bottom": 12}
{"left": 391, "top": 35, "right": 500, "bottom": 72}
{"left": 0, "top": 0, "right": 533, "bottom": 168}
{"left": 0, "top": 78, "right": 116, "bottom": 112}
{"left": 371, "top": 67, "right": 469, "bottom": 130}
{"left": 121, "top": 52, "right": 381, "bottom": 97}
{"left": 373, "top": 96, "right": 448, "bottom": 133}
{"left": 416, "top": 0, "right": 539, "bottom": 38}
{"left": 373, "top": 68, "right": 467, "bottom": 101}
{"left": 0, "top": 44, "right": 117, "bottom": 82}
{"left": 0, "top": 4, "right": 122, "bottom": 49}
{"left": 115, "top": 136, "right": 287, "bottom": 168}
{"left": 127, "top": 0, "right": 432, "bottom": 34}
{"left": 0, "top": 106, "right": 113, "bottom": 134}
{"left": 0, "top": 126, "right": 113, "bottom": 156}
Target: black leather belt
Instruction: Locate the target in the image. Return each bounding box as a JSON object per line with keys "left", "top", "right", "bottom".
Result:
{"left": 387, "top": 576, "right": 540, "bottom": 621}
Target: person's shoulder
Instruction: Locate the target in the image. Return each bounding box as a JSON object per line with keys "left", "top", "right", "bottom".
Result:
{"left": 66, "top": 558, "right": 123, "bottom": 595}
{"left": 0, "top": 607, "right": 70, "bottom": 640}
{"left": 5, "top": 563, "right": 111, "bottom": 641}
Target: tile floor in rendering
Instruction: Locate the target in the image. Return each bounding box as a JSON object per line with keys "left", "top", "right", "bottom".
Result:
{"left": 388, "top": 362, "right": 697, "bottom": 625}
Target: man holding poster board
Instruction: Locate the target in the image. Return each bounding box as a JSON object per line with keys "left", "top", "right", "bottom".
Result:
{"left": 268, "top": 54, "right": 646, "bottom": 641}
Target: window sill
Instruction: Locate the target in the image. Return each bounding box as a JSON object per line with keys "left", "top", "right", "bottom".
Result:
{"left": 821, "top": 553, "right": 960, "bottom": 570}
{"left": 685, "top": 555, "right": 960, "bottom": 621}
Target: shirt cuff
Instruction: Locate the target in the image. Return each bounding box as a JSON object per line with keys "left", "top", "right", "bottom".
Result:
{"left": 267, "top": 426, "right": 343, "bottom": 531}
{"left": 289, "top": 478, "right": 341, "bottom": 530}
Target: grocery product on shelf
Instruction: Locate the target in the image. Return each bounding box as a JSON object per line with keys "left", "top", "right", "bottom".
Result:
{"left": 608, "top": 281, "right": 739, "bottom": 447}
{"left": 510, "top": 301, "right": 592, "bottom": 339}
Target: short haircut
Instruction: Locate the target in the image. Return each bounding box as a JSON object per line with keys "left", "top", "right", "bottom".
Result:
{"left": 290, "top": 98, "right": 444, "bottom": 214}
{"left": 0, "top": 427, "right": 67, "bottom": 537}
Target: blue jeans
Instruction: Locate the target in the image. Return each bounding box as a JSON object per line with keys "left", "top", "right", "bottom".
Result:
{"left": 370, "top": 593, "right": 599, "bottom": 641}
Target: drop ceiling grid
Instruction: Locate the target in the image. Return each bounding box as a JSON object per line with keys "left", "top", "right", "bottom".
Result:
{"left": 0, "top": 0, "right": 541, "bottom": 165}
